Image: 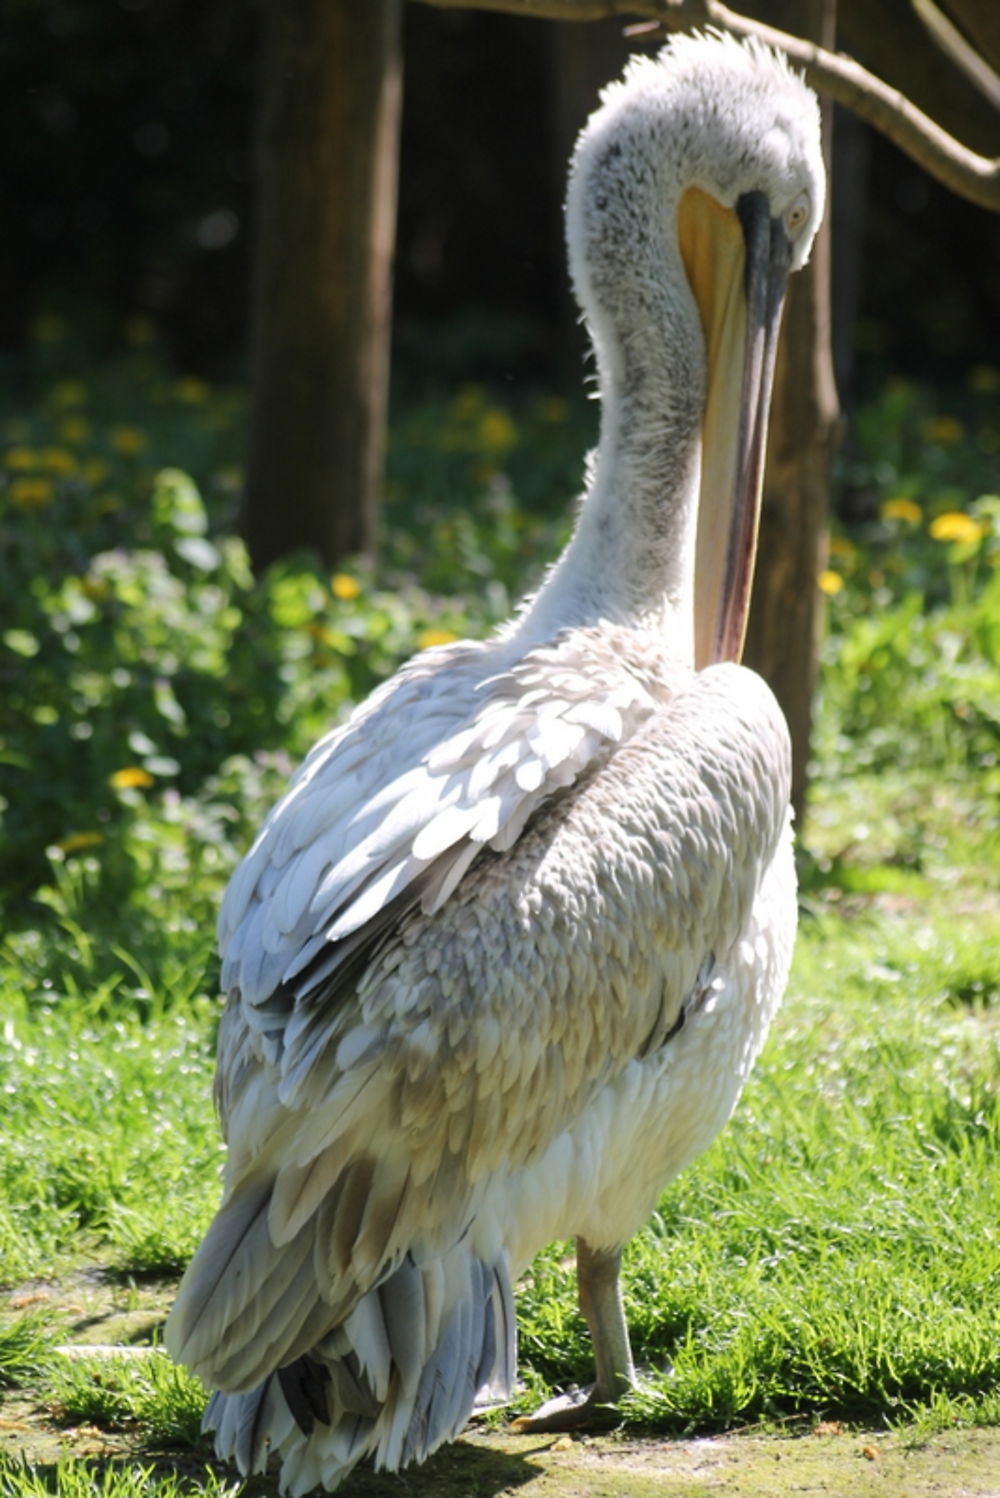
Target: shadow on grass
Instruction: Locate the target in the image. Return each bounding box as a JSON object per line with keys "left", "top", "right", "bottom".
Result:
{"left": 8, "top": 1439, "right": 544, "bottom": 1497}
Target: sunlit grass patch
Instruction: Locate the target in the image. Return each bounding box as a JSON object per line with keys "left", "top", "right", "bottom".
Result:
{"left": 0, "top": 1000, "right": 221, "bottom": 1279}
{"left": 0, "top": 1313, "right": 55, "bottom": 1390}
{"left": 0, "top": 1455, "right": 242, "bottom": 1498}
{"left": 49, "top": 1352, "right": 205, "bottom": 1447}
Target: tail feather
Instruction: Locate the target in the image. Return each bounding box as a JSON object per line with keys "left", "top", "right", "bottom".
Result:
{"left": 209, "top": 1226, "right": 318, "bottom": 1386}
{"left": 204, "top": 1377, "right": 295, "bottom": 1478}
{"left": 201, "top": 1244, "right": 515, "bottom": 1495}
{"left": 402, "top": 1271, "right": 478, "bottom": 1468}
{"left": 165, "top": 1176, "right": 273, "bottom": 1370}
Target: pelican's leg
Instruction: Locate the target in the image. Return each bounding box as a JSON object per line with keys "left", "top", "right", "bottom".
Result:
{"left": 578, "top": 1239, "right": 636, "bottom": 1401}
{"left": 512, "top": 1238, "right": 634, "bottom": 1433}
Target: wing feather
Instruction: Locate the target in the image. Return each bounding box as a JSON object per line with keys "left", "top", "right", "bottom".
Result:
{"left": 223, "top": 627, "right": 668, "bottom": 1012}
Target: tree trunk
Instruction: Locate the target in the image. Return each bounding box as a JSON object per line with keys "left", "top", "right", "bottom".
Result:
{"left": 548, "top": 19, "right": 631, "bottom": 358}
{"left": 742, "top": 0, "right": 840, "bottom": 820}
{"left": 243, "top": 0, "right": 403, "bottom": 573}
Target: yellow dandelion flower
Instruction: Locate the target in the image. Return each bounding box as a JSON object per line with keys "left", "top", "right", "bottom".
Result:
{"left": 94, "top": 492, "right": 122, "bottom": 516}
{"left": 817, "top": 569, "right": 844, "bottom": 596}
{"left": 4, "top": 447, "right": 38, "bottom": 471}
{"left": 39, "top": 447, "right": 77, "bottom": 476}
{"left": 110, "top": 425, "right": 148, "bottom": 456}
{"left": 478, "top": 408, "right": 517, "bottom": 453}
{"left": 55, "top": 831, "right": 104, "bottom": 854}
{"left": 929, "top": 512, "right": 984, "bottom": 545}
{"left": 82, "top": 457, "right": 111, "bottom": 485}
{"left": 538, "top": 396, "right": 570, "bottom": 424}
{"left": 58, "top": 414, "right": 91, "bottom": 444}
{"left": 9, "top": 477, "right": 54, "bottom": 509}
{"left": 417, "top": 627, "right": 459, "bottom": 650}
{"left": 969, "top": 365, "right": 1000, "bottom": 394}
{"left": 109, "top": 766, "right": 155, "bottom": 790}
{"left": 50, "top": 378, "right": 87, "bottom": 408}
{"left": 331, "top": 573, "right": 361, "bottom": 601}
{"left": 881, "top": 497, "right": 922, "bottom": 526}
{"left": 173, "top": 376, "right": 211, "bottom": 404}
{"left": 922, "top": 415, "right": 964, "bottom": 446}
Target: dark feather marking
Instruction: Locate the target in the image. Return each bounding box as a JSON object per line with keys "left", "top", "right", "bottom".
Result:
{"left": 636, "top": 952, "right": 716, "bottom": 1059}
{"left": 277, "top": 1354, "right": 331, "bottom": 1435}
{"left": 330, "top": 1351, "right": 381, "bottom": 1420}
{"left": 331, "top": 1155, "right": 377, "bottom": 1278}
{"left": 203, "top": 1387, "right": 224, "bottom": 1436}
{"left": 378, "top": 1255, "right": 425, "bottom": 1391}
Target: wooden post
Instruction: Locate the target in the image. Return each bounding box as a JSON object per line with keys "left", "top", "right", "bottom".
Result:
{"left": 742, "top": 0, "right": 840, "bottom": 819}
{"left": 242, "top": 0, "right": 403, "bottom": 572}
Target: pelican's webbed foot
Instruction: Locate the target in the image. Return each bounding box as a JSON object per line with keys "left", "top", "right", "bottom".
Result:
{"left": 512, "top": 1383, "right": 625, "bottom": 1434}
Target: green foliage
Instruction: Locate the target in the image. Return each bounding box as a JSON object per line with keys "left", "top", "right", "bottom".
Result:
{"left": 819, "top": 375, "right": 1000, "bottom": 785}
{"left": 2, "top": 364, "right": 587, "bottom": 927}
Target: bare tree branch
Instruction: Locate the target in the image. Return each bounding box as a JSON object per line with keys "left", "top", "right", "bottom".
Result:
{"left": 939, "top": 0, "right": 1000, "bottom": 79}
{"left": 912, "top": 0, "right": 1000, "bottom": 111}
{"left": 415, "top": 0, "right": 1000, "bottom": 211}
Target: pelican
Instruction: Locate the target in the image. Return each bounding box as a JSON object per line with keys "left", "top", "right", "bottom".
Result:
{"left": 166, "top": 31, "right": 824, "bottom": 1494}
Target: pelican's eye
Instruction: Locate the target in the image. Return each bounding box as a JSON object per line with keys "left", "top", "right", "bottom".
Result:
{"left": 784, "top": 193, "right": 810, "bottom": 237}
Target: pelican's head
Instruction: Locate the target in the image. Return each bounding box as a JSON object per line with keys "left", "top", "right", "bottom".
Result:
{"left": 566, "top": 31, "right": 825, "bottom": 665}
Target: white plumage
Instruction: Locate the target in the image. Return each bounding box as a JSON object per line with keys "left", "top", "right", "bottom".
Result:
{"left": 166, "top": 31, "right": 825, "bottom": 1494}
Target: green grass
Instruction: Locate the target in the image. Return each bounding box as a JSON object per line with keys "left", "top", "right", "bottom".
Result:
{"left": 49, "top": 1353, "right": 206, "bottom": 1446}
{"left": 0, "top": 1000, "right": 221, "bottom": 1283}
{"left": 0, "top": 343, "right": 998, "bottom": 1488}
{"left": 0, "top": 1456, "right": 242, "bottom": 1498}
{"left": 0, "top": 1314, "right": 54, "bottom": 1390}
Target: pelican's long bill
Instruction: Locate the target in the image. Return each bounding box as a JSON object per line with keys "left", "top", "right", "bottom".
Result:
{"left": 679, "top": 186, "right": 792, "bottom": 668}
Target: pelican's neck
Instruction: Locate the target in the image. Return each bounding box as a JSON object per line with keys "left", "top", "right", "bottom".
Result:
{"left": 514, "top": 292, "right": 705, "bottom": 663}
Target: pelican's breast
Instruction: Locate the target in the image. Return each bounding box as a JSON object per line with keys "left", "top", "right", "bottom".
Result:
{"left": 460, "top": 659, "right": 796, "bottom": 1270}
{"left": 572, "top": 817, "right": 794, "bottom": 1257}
